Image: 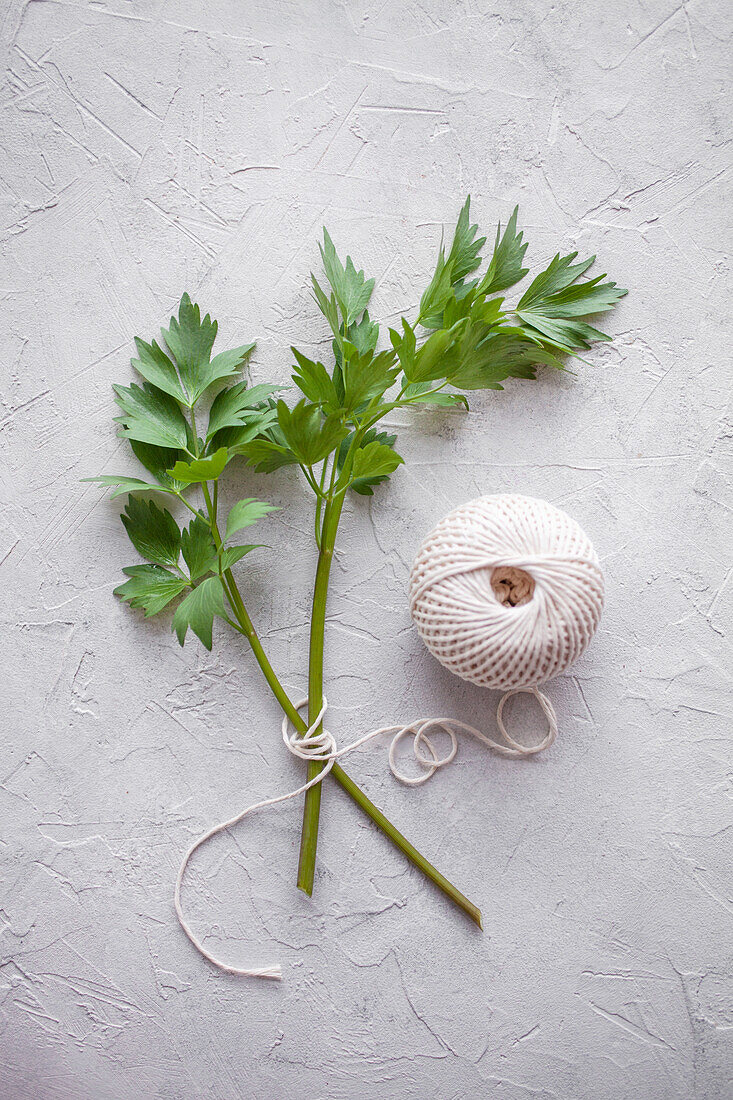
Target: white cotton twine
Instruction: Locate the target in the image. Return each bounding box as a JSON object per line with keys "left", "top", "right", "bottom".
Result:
{"left": 175, "top": 494, "right": 604, "bottom": 980}
{"left": 409, "top": 494, "right": 605, "bottom": 690}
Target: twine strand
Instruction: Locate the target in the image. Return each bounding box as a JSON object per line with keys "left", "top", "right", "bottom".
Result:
{"left": 174, "top": 688, "right": 557, "bottom": 979}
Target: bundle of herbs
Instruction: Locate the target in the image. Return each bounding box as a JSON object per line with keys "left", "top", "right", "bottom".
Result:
{"left": 85, "top": 199, "right": 626, "bottom": 929}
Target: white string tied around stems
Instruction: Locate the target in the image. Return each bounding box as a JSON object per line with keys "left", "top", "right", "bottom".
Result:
{"left": 174, "top": 688, "right": 557, "bottom": 980}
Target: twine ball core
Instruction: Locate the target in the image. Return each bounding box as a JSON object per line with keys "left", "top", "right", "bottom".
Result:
{"left": 409, "top": 495, "right": 604, "bottom": 690}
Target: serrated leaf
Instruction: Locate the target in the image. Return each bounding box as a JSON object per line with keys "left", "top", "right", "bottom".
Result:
{"left": 172, "top": 576, "right": 225, "bottom": 650}
{"left": 203, "top": 343, "right": 255, "bottom": 387}
{"left": 531, "top": 274, "right": 627, "bottom": 317}
{"left": 132, "top": 337, "right": 188, "bottom": 404}
{"left": 224, "top": 499, "right": 279, "bottom": 542}
{"left": 206, "top": 382, "right": 283, "bottom": 440}
{"left": 160, "top": 293, "right": 218, "bottom": 402}
{"left": 217, "top": 412, "right": 279, "bottom": 454}
{"left": 336, "top": 429, "right": 399, "bottom": 496}
{"left": 181, "top": 517, "right": 217, "bottom": 582}
{"left": 319, "top": 229, "right": 374, "bottom": 326}
{"left": 129, "top": 440, "right": 188, "bottom": 492}
{"left": 352, "top": 439, "right": 404, "bottom": 481}
{"left": 120, "top": 497, "right": 181, "bottom": 567}
{"left": 311, "top": 274, "right": 341, "bottom": 337}
{"left": 443, "top": 291, "right": 505, "bottom": 330}
{"left": 391, "top": 319, "right": 455, "bottom": 385}
{"left": 82, "top": 474, "right": 175, "bottom": 499}
{"left": 114, "top": 564, "right": 189, "bottom": 617}
{"left": 418, "top": 249, "right": 455, "bottom": 328}
{"left": 276, "top": 399, "right": 349, "bottom": 466}
{"left": 167, "top": 447, "right": 229, "bottom": 485}
{"left": 479, "top": 206, "right": 529, "bottom": 295}
{"left": 516, "top": 252, "right": 627, "bottom": 350}
{"left": 341, "top": 345, "right": 399, "bottom": 411}
{"left": 403, "top": 383, "right": 468, "bottom": 409}
{"left": 445, "top": 196, "right": 486, "bottom": 284}
{"left": 114, "top": 381, "right": 190, "bottom": 450}
{"left": 291, "top": 348, "right": 340, "bottom": 412}
{"left": 218, "top": 544, "right": 263, "bottom": 571}
{"left": 515, "top": 313, "right": 609, "bottom": 351}
{"left": 238, "top": 438, "right": 299, "bottom": 473}
{"left": 445, "top": 328, "right": 565, "bottom": 390}
{"left": 516, "top": 251, "right": 594, "bottom": 308}
{"left": 348, "top": 311, "right": 379, "bottom": 356}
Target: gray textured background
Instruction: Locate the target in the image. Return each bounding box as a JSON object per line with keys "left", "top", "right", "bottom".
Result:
{"left": 1, "top": 2, "right": 731, "bottom": 1098}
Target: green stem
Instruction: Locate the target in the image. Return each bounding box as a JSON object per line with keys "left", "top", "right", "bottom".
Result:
{"left": 224, "top": 563, "right": 482, "bottom": 928}
{"left": 193, "top": 415, "right": 481, "bottom": 926}
{"left": 296, "top": 493, "right": 345, "bottom": 894}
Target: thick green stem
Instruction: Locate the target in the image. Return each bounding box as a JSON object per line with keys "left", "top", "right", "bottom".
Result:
{"left": 226, "top": 571, "right": 482, "bottom": 928}
{"left": 329, "top": 763, "right": 482, "bottom": 928}
{"left": 296, "top": 493, "right": 344, "bottom": 894}
{"left": 195, "top": 433, "right": 481, "bottom": 927}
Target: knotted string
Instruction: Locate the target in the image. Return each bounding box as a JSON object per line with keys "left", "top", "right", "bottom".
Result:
{"left": 174, "top": 687, "right": 558, "bottom": 979}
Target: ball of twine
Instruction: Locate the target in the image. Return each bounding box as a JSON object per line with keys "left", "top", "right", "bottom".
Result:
{"left": 409, "top": 494, "right": 604, "bottom": 691}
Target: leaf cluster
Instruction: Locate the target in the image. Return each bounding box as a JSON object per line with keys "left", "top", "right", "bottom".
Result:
{"left": 112, "top": 495, "right": 276, "bottom": 649}
{"left": 85, "top": 294, "right": 280, "bottom": 647}
{"left": 86, "top": 200, "right": 626, "bottom": 647}
{"left": 239, "top": 198, "right": 625, "bottom": 507}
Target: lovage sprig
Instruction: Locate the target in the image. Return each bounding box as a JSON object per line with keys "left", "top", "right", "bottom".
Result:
{"left": 85, "top": 198, "right": 626, "bottom": 920}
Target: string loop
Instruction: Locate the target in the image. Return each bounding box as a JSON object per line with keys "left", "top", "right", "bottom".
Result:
{"left": 175, "top": 687, "right": 557, "bottom": 979}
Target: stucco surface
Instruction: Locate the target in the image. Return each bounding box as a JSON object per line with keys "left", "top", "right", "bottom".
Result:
{"left": 1, "top": 2, "right": 731, "bottom": 1097}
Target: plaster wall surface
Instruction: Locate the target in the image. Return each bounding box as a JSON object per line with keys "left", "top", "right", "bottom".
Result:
{"left": 0, "top": 1, "right": 731, "bottom": 1098}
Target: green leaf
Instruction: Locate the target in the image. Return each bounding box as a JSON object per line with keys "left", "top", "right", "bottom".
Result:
{"left": 206, "top": 382, "right": 283, "bottom": 440}
{"left": 515, "top": 313, "right": 605, "bottom": 351}
{"left": 515, "top": 252, "right": 627, "bottom": 350}
{"left": 114, "top": 381, "right": 190, "bottom": 450}
{"left": 445, "top": 196, "right": 486, "bottom": 284}
{"left": 352, "top": 438, "right": 404, "bottom": 480}
{"left": 341, "top": 344, "right": 399, "bottom": 411}
{"left": 348, "top": 311, "right": 379, "bottom": 356}
{"left": 479, "top": 206, "right": 529, "bottom": 295}
{"left": 114, "top": 565, "right": 189, "bottom": 617}
{"left": 218, "top": 544, "right": 263, "bottom": 571}
{"left": 225, "top": 499, "right": 279, "bottom": 542}
{"left": 181, "top": 517, "right": 217, "bottom": 582}
{"left": 201, "top": 343, "right": 255, "bottom": 394}
{"left": 336, "top": 429, "right": 399, "bottom": 496}
{"left": 129, "top": 440, "right": 188, "bottom": 491}
{"left": 412, "top": 326, "right": 457, "bottom": 383}
{"left": 319, "top": 229, "right": 375, "bottom": 326}
{"left": 403, "top": 383, "right": 468, "bottom": 409}
{"left": 82, "top": 474, "right": 175, "bottom": 499}
{"left": 517, "top": 251, "right": 594, "bottom": 308}
{"left": 167, "top": 447, "right": 229, "bottom": 485}
{"left": 217, "top": 413, "right": 279, "bottom": 454}
{"left": 157, "top": 293, "right": 255, "bottom": 403}
{"left": 291, "top": 348, "right": 340, "bottom": 412}
{"left": 160, "top": 293, "right": 218, "bottom": 402}
{"left": 120, "top": 497, "right": 181, "bottom": 567}
{"left": 238, "top": 438, "right": 299, "bottom": 473}
{"left": 443, "top": 290, "right": 505, "bottom": 330}
{"left": 418, "top": 249, "right": 455, "bottom": 328}
{"left": 445, "top": 328, "right": 565, "bottom": 390}
{"left": 391, "top": 319, "right": 455, "bottom": 385}
{"left": 311, "top": 274, "right": 341, "bottom": 337}
{"left": 276, "top": 399, "right": 349, "bottom": 466}
{"left": 172, "top": 576, "right": 225, "bottom": 650}
{"left": 132, "top": 337, "right": 187, "bottom": 404}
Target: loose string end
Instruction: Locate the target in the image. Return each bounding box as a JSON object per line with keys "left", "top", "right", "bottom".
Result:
{"left": 174, "top": 688, "right": 557, "bottom": 979}
{"left": 227, "top": 963, "right": 283, "bottom": 981}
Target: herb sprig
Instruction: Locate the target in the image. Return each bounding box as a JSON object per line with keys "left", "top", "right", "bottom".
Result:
{"left": 85, "top": 199, "right": 626, "bottom": 922}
